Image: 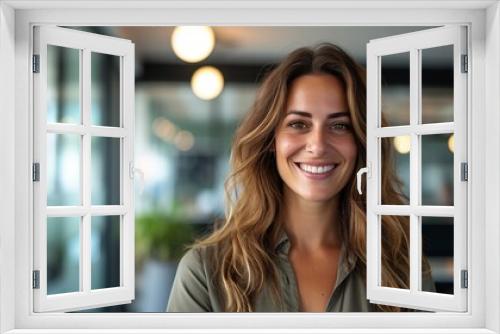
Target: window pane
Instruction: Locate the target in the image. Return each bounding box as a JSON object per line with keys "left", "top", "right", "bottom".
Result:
{"left": 421, "top": 216, "right": 453, "bottom": 294}
{"left": 47, "top": 45, "right": 80, "bottom": 124}
{"left": 421, "top": 134, "right": 454, "bottom": 206}
{"left": 380, "top": 52, "right": 410, "bottom": 127}
{"left": 421, "top": 45, "right": 454, "bottom": 124}
{"left": 47, "top": 217, "right": 80, "bottom": 294}
{"left": 91, "top": 216, "right": 121, "bottom": 289}
{"left": 380, "top": 215, "right": 410, "bottom": 289}
{"left": 91, "top": 52, "right": 121, "bottom": 127}
{"left": 381, "top": 136, "right": 410, "bottom": 205}
{"left": 91, "top": 137, "right": 121, "bottom": 205}
{"left": 47, "top": 133, "right": 81, "bottom": 206}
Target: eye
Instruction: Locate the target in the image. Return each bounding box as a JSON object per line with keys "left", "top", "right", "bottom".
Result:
{"left": 287, "top": 121, "right": 308, "bottom": 130}
{"left": 330, "top": 123, "right": 351, "bottom": 131}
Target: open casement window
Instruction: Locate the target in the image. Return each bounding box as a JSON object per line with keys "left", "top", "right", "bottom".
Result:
{"left": 32, "top": 26, "right": 135, "bottom": 312}
{"left": 364, "top": 25, "right": 467, "bottom": 312}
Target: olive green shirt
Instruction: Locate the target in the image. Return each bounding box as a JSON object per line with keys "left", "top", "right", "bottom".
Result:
{"left": 166, "top": 232, "right": 436, "bottom": 312}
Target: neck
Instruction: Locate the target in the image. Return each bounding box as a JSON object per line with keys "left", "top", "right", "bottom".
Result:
{"left": 281, "top": 187, "right": 342, "bottom": 252}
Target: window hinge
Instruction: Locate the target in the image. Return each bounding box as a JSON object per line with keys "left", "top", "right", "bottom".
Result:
{"left": 33, "top": 270, "right": 40, "bottom": 289}
{"left": 33, "top": 163, "right": 40, "bottom": 182}
{"left": 461, "top": 54, "right": 468, "bottom": 73}
{"left": 461, "top": 162, "right": 468, "bottom": 181}
{"left": 32, "top": 55, "right": 40, "bottom": 73}
{"left": 461, "top": 269, "right": 468, "bottom": 289}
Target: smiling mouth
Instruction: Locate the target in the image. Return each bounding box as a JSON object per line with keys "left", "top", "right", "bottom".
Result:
{"left": 295, "top": 163, "right": 338, "bottom": 175}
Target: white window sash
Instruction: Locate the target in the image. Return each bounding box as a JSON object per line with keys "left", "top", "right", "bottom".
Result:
{"left": 32, "top": 26, "right": 135, "bottom": 312}
{"left": 366, "top": 25, "right": 468, "bottom": 312}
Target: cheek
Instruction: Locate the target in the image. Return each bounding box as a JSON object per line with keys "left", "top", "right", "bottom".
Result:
{"left": 338, "top": 136, "right": 358, "bottom": 164}
{"left": 275, "top": 134, "right": 301, "bottom": 160}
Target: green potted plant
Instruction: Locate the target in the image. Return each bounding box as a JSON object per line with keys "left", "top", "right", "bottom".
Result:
{"left": 134, "top": 212, "right": 197, "bottom": 311}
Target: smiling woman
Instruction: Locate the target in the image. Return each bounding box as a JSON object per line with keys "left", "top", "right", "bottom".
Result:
{"left": 166, "top": 43, "right": 435, "bottom": 313}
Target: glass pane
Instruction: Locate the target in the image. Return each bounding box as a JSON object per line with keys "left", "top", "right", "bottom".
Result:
{"left": 422, "top": 134, "right": 454, "bottom": 206}
{"left": 91, "top": 137, "right": 121, "bottom": 205}
{"left": 421, "top": 45, "right": 454, "bottom": 124}
{"left": 381, "top": 52, "right": 410, "bottom": 127}
{"left": 91, "top": 52, "right": 121, "bottom": 127}
{"left": 421, "top": 216, "right": 453, "bottom": 294}
{"left": 380, "top": 215, "right": 410, "bottom": 289}
{"left": 91, "top": 216, "right": 121, "bottom": 289}
{"left": 381, "top": 136, "right": 410, "bottom": 205}
{"left": 47, "top": 45, "right": 81, "bottom": 124}
{"left": 47, "top": 217, "right": 80, "bottom": 294}
{"left": 47, "top": 133, "right": 81, "bottom": 206}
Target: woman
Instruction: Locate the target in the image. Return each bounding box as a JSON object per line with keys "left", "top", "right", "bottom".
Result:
{"left": 166, "top": 43, "right": 435, "bottom": 313}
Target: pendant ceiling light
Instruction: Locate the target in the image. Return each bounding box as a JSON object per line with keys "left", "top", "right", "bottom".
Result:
{"left": 191, "top": 66, "right": 224, "bottom": 100}
{"left": 171, "top": 26, "right": 215, "bottom": 63}
{"left": 448, "top": 134, "right": 454, "bottom": 153}
{"left": 394, "top": 135, "right": 411, "bottom": 154}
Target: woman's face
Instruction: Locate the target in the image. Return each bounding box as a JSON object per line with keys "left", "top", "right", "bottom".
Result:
{"left": 274, "top": 73, "right": 358, "bottom": 203}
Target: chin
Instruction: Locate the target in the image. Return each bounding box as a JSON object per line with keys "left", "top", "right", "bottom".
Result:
{"left": 298, "top": 191, "right": 338, "bottom": 203}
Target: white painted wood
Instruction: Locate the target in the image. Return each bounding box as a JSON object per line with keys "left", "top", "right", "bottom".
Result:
{"left": 3, "top": 0, "right": 497, "bottom": 10}
{"left": 32, "top": 26, "right": 135, "bottom": 312}
{"left": 32, "top": 24, "right": 48, "bottom": 315}
{"left": 374, "top": 205, "right": 454, "bottom": 216}
{"left": 367, "top": 26, "right": 466, "bottom": 57}
{"left": 409, "top": 46, "right": 421, "bottom": 294}
{"left": 365, "top": 25, "right": 380, "bottom": 315}
{"left": 374, "top": 123, "right": 454, "bottom": 137}
{"left": 121, "top": 33, "right": 136, "bottom": 299}
{"left": 46, "top": 206, "right": 127, "bottom": 216}
{"left": 46, "top": 123, "right": 127, "bottom": 137}
{"left": 39, "top": 287, "right": 133, "bottom": 313}
{"left": 82, "top": 47, "right": 92, "bottom": 296}
{"left": 452, "top": 25, "right": 469, "bottom": 313}
{"left": 39, "top": 26, "right": 132, "bottom": 56}
{"left": 4, "top": 2, "right": 494, "bottom": 333}
{"left": 484, "top": 4, "right": 500, "bottom": 333}
{"left": 0, "top": 2, "right": 17, "bottom": 334}
{"left": 366, "top": 25, "right": 468, "bottom": 312}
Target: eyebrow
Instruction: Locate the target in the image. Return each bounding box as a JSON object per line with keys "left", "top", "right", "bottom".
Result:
{"left": 286, "top": 111, "right": 351, "bottom": 119}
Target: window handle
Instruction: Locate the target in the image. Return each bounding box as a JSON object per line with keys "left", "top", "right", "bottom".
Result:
{"left": 129, "top": 162, "right": 145, "bottom": 195}
{"left": 356, "top": 163, "right": 371, "bottom": 195}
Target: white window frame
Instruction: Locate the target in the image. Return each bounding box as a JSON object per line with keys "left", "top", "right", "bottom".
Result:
{"left": 0, "top": 1, "right": 499, "bottom": 333}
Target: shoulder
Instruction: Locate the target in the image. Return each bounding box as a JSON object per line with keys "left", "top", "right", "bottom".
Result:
{"left": 166, "top": 246, "right": 220, "bottom": 312}
{"left": 178, "top": 247, "right": 204, "bottom": 270}
{"left": 175, "top": 246, "right": 213, "bottom": 284}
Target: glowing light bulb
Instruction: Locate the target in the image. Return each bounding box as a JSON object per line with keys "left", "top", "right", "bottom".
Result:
{"left": 174, "top": 130, "right": 195, "bottom": 151}
{"left": 171, "top": 26, "right": 215, "bottom": 63}
{"left": 394, "top": 135, "right": 411, "bottom": 154}
{"left": 191, "top": 66, "right": 224, "bottom": 100}
{"left": 448, "top": 134, "right": 454, "bottom": 153}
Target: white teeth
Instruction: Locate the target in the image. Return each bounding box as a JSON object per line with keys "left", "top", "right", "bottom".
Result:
{"left": 298, "top": 163, "right": 335, "bottom": 174}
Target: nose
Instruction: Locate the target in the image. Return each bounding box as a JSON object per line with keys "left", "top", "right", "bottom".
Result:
{"left": 305, "top": 126, "right": 328, "bottom": 156}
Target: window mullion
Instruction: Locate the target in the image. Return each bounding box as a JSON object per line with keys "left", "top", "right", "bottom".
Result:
{"left": 409, "top": 48, "right": 421, "bottom": 293}
{"left": 81, "top": 48, "right": 91, "bottom": 294}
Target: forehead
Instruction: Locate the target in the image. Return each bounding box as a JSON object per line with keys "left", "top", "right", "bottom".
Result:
{"left": 285, "top": 73, "right": 347, "bottom": 114}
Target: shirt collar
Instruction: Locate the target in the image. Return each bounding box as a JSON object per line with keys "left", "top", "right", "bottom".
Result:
{"left": 274, "top": 229, "right": 358, "bottom": 279}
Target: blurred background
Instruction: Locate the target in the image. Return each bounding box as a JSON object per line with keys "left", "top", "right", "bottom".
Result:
{"left": 45, "top": 26, "right": 455, "bottom": 312}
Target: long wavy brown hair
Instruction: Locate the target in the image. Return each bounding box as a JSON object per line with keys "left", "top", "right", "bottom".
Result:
{"left": 192, "top": 43, "right": 430, "bottom": 312}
